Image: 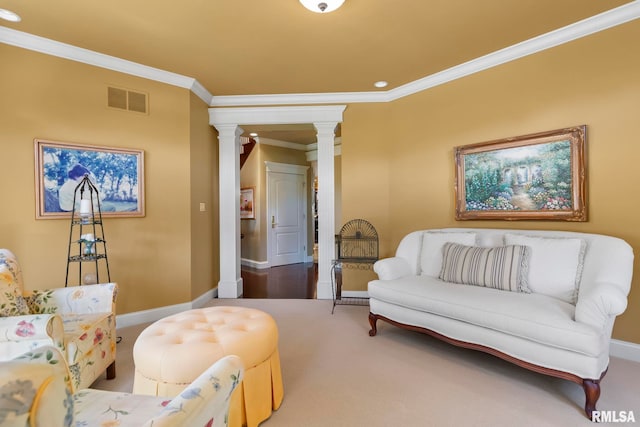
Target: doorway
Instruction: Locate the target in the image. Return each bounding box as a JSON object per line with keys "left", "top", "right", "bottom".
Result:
{"left": 209, "top": 105, "right": 346, "bottom": 299}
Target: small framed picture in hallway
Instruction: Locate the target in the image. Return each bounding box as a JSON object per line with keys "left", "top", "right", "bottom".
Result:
{"left": 454, "top": 125, "right": 586, "bottom": 221}
{"left": 240, "top": 187, "right": 255, "bottom": 219}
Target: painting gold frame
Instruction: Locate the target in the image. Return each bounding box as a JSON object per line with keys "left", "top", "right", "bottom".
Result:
{"left": 454, "top": 126, "right": 586, "bottom": 221}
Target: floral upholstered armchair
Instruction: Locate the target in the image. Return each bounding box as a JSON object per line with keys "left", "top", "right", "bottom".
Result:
{"left": 0, "top": 249, "right": 118, "bottom": 391}
{"left": 0, "top": 346, "right": 244, "bottom": 427}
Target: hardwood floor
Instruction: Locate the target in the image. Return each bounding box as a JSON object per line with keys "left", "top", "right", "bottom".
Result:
{"left": 241, "top": 262, "right": 317, "bottom": 299}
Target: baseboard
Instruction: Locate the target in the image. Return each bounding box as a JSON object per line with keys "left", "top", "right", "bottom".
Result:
{"left": 192, "top": 288, "right": 218, "bottom": 308}
{"left": 610, "top": 339, "right": 640, "bottom": 363}
{"left": 241, "top": 258, "right": 270, "bottom": 269}
{"left": 116, "top": 293, "right": 640, "bottom": 363}
{"left": 115, "top": 288, "right": 218, "bottom": 329}
{"left": 341, "top": 290, "right": 369, "bottom": 298}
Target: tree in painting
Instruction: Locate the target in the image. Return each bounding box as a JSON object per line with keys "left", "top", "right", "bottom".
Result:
{"left": 464, "top": 140, "right": 572, "bottom": 211}
{"left": 42, "top": 145, "right": 140, "bottom": 213}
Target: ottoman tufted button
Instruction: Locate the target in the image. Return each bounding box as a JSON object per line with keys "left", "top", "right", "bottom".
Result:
{"left": 132, "top": 306, "right": 283, "bottom": 427}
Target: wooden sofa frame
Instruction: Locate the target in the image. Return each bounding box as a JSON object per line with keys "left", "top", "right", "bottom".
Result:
{"left": 369, "top": 312, "right": 605, "bottom": 420}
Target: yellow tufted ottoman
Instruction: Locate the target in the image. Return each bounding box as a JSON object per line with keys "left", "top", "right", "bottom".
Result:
{"left": 132, "top": 306, "right": 284, "bottom": 427}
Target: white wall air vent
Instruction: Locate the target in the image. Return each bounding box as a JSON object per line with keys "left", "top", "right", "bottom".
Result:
{"left": 107, "top": 86, "right": 148, "bottom": 114}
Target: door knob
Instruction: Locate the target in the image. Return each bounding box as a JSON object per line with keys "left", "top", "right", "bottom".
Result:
{"left": 272, "top": 216, "right": 276, "bottom": 228}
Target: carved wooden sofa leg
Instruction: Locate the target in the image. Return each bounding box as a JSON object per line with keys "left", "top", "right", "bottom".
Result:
{"left": 368, "top": 312, "right": 378, "bottom": 337}
{"left": 106, "top": 360, "right": 116, "bottom": 380}
{"left": 583, "top": 378, "right": 601, "bottom": 420}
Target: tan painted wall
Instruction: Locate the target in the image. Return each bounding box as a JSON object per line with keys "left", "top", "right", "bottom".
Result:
{"left": 0, "top": 45, "right": 218, "bottom": 314}
{"left": 342, "top": 21, "right": 640, "bottom": 343}
{"left": 240, "top": 143, "right": 263, "bottom": 262}
{"left": 3, "top": 19, "right": 638, "bottom": 344}
{"left": 189, "top": 93, "right": 220, "bottom": 300}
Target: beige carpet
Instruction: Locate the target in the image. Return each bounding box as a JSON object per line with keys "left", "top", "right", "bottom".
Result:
{"left": 93, "top": 299, "right": 640, "bottom": 426}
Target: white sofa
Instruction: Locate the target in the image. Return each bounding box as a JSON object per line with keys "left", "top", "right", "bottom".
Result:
{"left": 368, "top": 228, "right": 633, "bottom": 419}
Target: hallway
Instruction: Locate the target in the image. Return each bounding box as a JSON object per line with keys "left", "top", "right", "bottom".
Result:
{"left": 241, "top": 262, "right": 317, "bottom": 299}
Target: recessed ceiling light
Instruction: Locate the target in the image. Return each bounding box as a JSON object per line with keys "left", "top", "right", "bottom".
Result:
{"left": 249, "top": 132, "right": 258, "bottom": 137}
{"left": 0, "top": 8, "right": 21, "bottom": 22}
{"left": 374, "top": 81, "right": 388, "bottom": 88}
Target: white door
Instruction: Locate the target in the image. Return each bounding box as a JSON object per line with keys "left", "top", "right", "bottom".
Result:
{"left": 268, "top": 167, "right": 307, "bottom": 267}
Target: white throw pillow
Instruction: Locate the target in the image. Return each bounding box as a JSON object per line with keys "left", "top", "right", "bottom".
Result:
{"left": 503, "top": 234, "right": 586, "bottom": 304}
{"left": 420, "top": 231, "right": 477, "bottom": 277}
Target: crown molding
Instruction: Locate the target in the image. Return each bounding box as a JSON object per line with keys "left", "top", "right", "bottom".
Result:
{"left": 0, "top": 26, "right": 213, "bottom": 105}
{"left": 2, "top": 1, "right": 638, "bottom": 107}
{"left": 385, "top": 0, "right": 640, "bottom": 102}
{"left": 209, "top": 1, "right": 640, "bottom": 106}
{"left": 189, "top": 79, "right": 214, "bottom": 104}
{"left": 209, "top": 90, "right": 387, "bottom": 107}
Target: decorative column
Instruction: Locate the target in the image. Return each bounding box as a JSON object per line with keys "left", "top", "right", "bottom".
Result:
{"left": 315, "top": 122, "right": 338, "bottom": 299}
{"left": 215, "top": 124, "right": 244, "bottom": 298}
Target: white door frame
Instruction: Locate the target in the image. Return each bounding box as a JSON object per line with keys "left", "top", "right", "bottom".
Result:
{"left": 266, "top": 162, "right": 309, "bottom": 267}
{"left": 209, "top": 105, "right": 346, "bottom": 299}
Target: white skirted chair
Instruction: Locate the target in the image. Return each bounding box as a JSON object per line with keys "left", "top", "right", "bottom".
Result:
{"left": 0, "top": 249, "right": 118, "bottom": 391}
{"left": 0, "top": 345, "right": 244, "bottom": 427}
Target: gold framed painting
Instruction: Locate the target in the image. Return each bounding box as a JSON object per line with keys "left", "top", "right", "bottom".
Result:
{"left": 454, "top": 126, "right": 587, "bottom": 221}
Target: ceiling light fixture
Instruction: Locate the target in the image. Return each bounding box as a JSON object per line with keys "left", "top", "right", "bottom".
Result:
{"left": 0, "top": 8, "right": 21, "bottom": 22}
{"left": 249, "top": 133, "right": 258, "bottom": 137}
{"left": 374, "top": 81, "right": 388, "bottom": 88}
{"left": 299, "top": 0, "right": 345, "bottom": 13}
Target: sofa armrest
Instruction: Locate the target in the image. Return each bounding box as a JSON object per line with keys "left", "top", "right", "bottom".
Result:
{"left": 373, "top": 257, "right": 412, "bottom": 281}
{"left": 0, "top": 345, "right": 74, "bottom": 427}
{"left": 27, "top": 282, "right": 118, "bottom": 315}
{"left": 142, "top": 355, "right": 244, "bottom": 427}
{"left": 575, "top": 282, "right": 628, "bottom": 330}
{"left": 0, "top": 314, "right": 65, "bottom": 359}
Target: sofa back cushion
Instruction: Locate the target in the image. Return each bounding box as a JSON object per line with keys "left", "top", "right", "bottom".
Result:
{"left": 439, "top": 243, "right": 531, "bottom": 293}
{"left": 503, "top": 234, "right": 586, "bottom": 304}
{"left": 420, "top": 231, "right": 477, "bottom": 277}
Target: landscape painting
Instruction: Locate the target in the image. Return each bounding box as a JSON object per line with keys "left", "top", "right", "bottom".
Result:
{"left": 454, "top": 126, "right": 586, "bottom": 221}
{"left": 35, "top": 139, "right": 145, "bottom": 219}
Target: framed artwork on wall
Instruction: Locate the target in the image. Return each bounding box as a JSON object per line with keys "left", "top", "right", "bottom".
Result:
{"left": 454, "top": 125, "right": 587, "bottom": 221}
{"left": 240, "top": 187, "right": 255, "bottom": 219}
{"left": 35, "top": 139, "right": 145, "bottom": 219}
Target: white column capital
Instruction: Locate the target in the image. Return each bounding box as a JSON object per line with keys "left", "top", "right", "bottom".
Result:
{"left": 215, "top": 124, "right": 243, "bottom": 140}
{"left": 314, "top": 122, "right": 339, "bottom": 140}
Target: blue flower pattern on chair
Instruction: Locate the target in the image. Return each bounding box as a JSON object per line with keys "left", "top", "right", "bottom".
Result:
{"left": 0, "top": 345, "right": 244, "bottom": 427}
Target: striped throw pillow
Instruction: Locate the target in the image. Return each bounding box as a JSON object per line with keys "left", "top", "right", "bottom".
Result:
{"left": 439, "top": 243, "right": 531, "bottom": 293}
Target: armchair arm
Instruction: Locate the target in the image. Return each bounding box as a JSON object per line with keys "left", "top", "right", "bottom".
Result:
{"left": 575, "top": 282, "right": 629, "bottom": 330}
{"left": 0, "top": 314, "right": 65, "bottom": 360}
{"left": 0, "top": 345, "right": 74, "bottom": 427}
{"left": 373, "top": 257, "right": 412, "bottom": 281}
{"left": 142, "top": 355, "right": 244, "bottom": 427}
{"left": 27, "top": 282, "right": 118, "bottom": 315}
